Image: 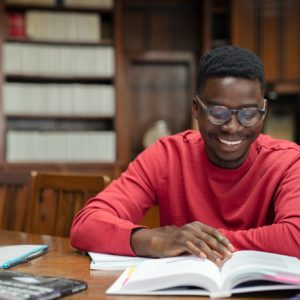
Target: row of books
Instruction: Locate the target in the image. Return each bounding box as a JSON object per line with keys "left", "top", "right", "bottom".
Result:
{"left": 9, "top": 11, "right": 101, "bottom": 42}
{"left": 7, "top": 130, "right": 116, "bottom": 162}
{"left": 5, "top": 0, "right": 114, "bottom": 8}
{"left": 3, "top": 42, "right": 115, "bottom": 77}
{"left": 3, "top": 83, "right": 115, "bottom": 116}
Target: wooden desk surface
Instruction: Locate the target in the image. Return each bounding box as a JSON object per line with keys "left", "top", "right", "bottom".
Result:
{"left": 0, "top": 229, "right": 297, "bottom": 300}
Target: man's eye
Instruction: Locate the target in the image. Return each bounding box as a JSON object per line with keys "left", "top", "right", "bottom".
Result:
{"left": 210, "top": 107, "right": 227, "bottom": 117}
{"left": 242, "top": 109, "right": 257, "bottom": 119}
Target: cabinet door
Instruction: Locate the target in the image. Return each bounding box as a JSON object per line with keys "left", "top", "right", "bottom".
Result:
{"left": 231, "top": 0, "right": 280, "bottom": 82}
{"left": 283, "top": 0, "right": 300, "bottom": 81}
{"left": 125, "top": 52, "right": 195, "bottom": 161}
{"left": 231, "top": 0, "right": 257, "bottom": 52}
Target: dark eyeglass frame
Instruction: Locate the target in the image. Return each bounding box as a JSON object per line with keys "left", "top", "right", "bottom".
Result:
{"left": 194, "top": 95, "right": 267, "bottom": 127}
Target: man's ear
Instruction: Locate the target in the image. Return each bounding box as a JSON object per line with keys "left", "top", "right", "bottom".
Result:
{"left": 192, "top": 98, "right": 199, "bottom": 119}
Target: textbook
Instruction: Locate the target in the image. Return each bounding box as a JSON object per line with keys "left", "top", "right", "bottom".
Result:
{"left": 0, "top": 245, "right": 48, "bottom": 269}
{"left": 107, "top": 250, "right": 300, "bottom": 298}
{"left": 0, "top": 270, "right": 87, "bottom": 299}
{"left": 88, "top": 252, "right": 150, "bottom": 270}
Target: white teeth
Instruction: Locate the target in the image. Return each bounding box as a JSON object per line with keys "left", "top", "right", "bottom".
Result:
{"left": 218, "top": 138, "right": 242, "bottom": 146}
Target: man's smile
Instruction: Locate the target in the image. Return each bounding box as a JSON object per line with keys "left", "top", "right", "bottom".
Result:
{"left": 218, "top": 138, "right": 242, "bottom": 146}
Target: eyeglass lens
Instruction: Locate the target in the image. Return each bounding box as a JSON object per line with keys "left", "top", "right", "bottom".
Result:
{"left": 207, "top": 106, "right": 262, "bottom": 126}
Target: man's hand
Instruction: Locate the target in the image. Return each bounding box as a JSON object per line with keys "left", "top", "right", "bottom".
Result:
{"left": 130, "top": 222, "right": 234, "bottom": 266}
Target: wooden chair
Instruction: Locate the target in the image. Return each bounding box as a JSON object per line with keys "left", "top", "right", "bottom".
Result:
{"left": 138, "top": 205, "right": 160, "bottom": 228}
{"left": 26, "top": 171, "right": 111, "bottom": 237}
{"left": 0, "top": 171, "right": 32, "bottom": 231}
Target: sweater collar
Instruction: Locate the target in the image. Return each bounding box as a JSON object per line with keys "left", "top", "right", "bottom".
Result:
{"left": 200, "top": 139, "right": 258, "bottom": 181}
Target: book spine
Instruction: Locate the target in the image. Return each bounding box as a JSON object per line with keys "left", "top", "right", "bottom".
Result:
{"left": 7, "top": 13, "right": 26, "bottom": 38}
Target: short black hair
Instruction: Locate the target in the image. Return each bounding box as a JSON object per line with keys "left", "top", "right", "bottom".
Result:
{"left": 197, "top": 45, "right": 265, "bottom": 95}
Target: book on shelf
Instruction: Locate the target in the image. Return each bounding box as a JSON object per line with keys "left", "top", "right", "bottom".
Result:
{"left": 3, "top": 83, "right": 115, "bottom": 116}
{"left": 0, "top": 244, "right": 48, "bottom": 269}
{"left": 6, "top": 130, "right": 116, "bottom": 162}
{"left": 89, "top": 252, "right": 150, "bottom": 270}
{"left": 107, "top": 250, "right": 300, "bottom": 298}
{"left": 4, "top": 42, "right": 115, "bottom": 77}
{"left": 7, "top": 13, "right": 26, "bottom": 38}
{"left": 0, "top": 270, "right": 87, "bottom": 299}
{"left": 26, "top": 11, "right": 101, "bottom": 42}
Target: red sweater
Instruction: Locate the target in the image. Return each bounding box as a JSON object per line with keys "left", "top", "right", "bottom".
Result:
{"left": 70, "top": 131, "right": 300, "bottom": 257}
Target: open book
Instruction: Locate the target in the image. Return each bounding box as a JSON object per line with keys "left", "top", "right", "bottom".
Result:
{"left": 107, "top": 250, "right": 300, "bottom": 298}
{"left": 0, "top": 245, "right": 48, "bottom": 269}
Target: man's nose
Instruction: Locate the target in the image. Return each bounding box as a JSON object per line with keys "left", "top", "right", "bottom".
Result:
{"left": 220, "top": 113, "right": 244, "bottom": 132}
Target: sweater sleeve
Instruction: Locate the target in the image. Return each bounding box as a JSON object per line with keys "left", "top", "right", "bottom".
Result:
{"left": 221, "top": 158, "right": 300, "bottom": 258}
{"left": 70, "top": 140, "right": 167, "bottom": 255}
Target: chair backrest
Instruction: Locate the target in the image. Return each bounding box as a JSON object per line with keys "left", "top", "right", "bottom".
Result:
{"left": 26, "top": 171, "right": 111, "bottom": 237}
{"left": 138, "top": 205, "right": 160, "bottom": 228}
{"left": 0, "top": 171, "right": 32, "bottom": 231}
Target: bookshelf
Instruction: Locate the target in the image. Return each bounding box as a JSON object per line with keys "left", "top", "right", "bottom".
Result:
{"left": 0, "top": 0, "right": 299, "bottom": 178}
{"left": 0, "top": 0, "right": 123, "bottom": 178}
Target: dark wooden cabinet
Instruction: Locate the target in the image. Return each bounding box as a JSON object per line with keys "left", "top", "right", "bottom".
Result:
{"left": 231, "top": 0, "right": 300, "bottom": 92}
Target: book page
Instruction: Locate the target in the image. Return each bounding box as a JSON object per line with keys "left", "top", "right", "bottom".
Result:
{"left": 88, "top": 252, "right": 149, "bottom": 270}
{"left": 220, "top": 250, "right": 300, "bottom": 290}
{"left": 121, "top": 256, "right": 222, "bottom": 293}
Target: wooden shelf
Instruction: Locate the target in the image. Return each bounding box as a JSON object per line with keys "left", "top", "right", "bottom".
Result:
{"left": 0, "top": 161, "right": 124, "bottom": 179}
{"left": 6, "top": 37, "right": 114, "bottom": 46}
{"left": 5, "top": 74, "right": 114, "bottom": 84}
{"left": 5, "top": 4, "right": 114, "bottom": 14}
{"left": 5, "top": 114, "right": 114, "bottom": 120}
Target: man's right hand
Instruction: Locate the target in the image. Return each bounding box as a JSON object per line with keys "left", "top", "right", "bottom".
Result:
{"left": 130, "top": 222, "right": 234, "bottom": 266}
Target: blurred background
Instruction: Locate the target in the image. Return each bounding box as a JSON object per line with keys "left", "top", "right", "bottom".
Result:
{"left": 0, "top": 0, "right": 299, "bottom": 177}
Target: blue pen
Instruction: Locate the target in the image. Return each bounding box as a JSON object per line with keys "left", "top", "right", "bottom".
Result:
{"left": 1, "top": 245, "right": 48, "bottom": 269}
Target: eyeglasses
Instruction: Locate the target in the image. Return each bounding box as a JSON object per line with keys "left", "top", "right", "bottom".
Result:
{"left": 194, "top": 95, "right": 267, "bottom": 127}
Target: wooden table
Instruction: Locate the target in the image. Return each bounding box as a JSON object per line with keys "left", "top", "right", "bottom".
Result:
{"left": 0, "top": 229, "right": 298, "bottom": 300}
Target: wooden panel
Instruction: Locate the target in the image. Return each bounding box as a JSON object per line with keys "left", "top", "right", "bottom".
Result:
{"left": 283, "top": 0, "right": 300, "bottom": 81}
{"left": 122, "top": 0, "right": 202, "bottom": 53}
{"left": 260, "top": 0, "right": 280, "bottom": 82}
{"left": 231, "top": 0, "right": 257, "bottom": 52}
{"left": 0, "top": 1, "right": 5, "bottom": 163}
{"left": 148, "top": 12, "right": 172, "bottom": 50}
{"left": 173, "top": 10, "right": 202, "bottom": 51}
{"left": 127, "top": 52, "right": 195, "bottom": 160}
{"left": 122, "top": 10, "right": 146, "bottom": 52}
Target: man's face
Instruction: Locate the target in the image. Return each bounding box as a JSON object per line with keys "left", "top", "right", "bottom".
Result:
{"left": 193, "top": 77, "right": 266, "bottom": 169}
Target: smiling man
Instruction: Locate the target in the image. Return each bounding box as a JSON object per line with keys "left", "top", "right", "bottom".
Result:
{"left": 71, "top": 46, "right": 300, "bottom": 264}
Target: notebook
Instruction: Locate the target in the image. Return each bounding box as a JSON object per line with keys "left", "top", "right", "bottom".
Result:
{"left": 0, "top": 245, "right": 48, "bottom": 269}
{"left": 0, "top": 270, "right": 87, "bottom": 299}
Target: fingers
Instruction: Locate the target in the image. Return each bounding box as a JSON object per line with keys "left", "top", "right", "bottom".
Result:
{"left": 176, "top": 222, "right": 234, "bottom": 265}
